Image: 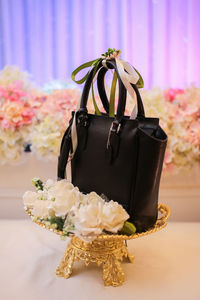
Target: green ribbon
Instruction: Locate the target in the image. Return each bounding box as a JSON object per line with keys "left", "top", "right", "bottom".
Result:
{"left": 71, "top": 55, "right": 144, "bottom": 116}
{"left": 109, "top": 70, "right": 117, "bottom": 117}
{"left": 134, "top": 67, "right": 144, "bottom": 89}
{"left": 71, "top": 58, "right": 102, "bottom": 115}
{"left": 71, "top": 58, "right": 102, "bottom": 84}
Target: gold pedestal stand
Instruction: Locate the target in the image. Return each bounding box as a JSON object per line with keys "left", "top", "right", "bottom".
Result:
{"left": 55, "top": 204, "right": 170, "bottom": 286}
{"left": 56, "top": 235, "right": 134, "bottom": 286}
{"left": 27, "top": 204, "right": 170, "bottom": 287}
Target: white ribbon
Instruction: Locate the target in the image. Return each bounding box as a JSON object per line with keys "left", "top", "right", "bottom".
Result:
{"left": 115, "top": 58, "right": 139, "bottom": 119}
{"left": 70, "top": 58, "right": 139, "bottom": 162}
{"left": 70, "top": 98, "right": 81, "bottom": 159}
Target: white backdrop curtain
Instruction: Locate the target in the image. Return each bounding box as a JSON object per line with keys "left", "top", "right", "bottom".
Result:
{"left": 0, "top": 0, "right": 199, "bottom": 88}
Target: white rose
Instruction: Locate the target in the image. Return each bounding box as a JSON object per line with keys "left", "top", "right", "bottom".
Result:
{"left": 48, "top": 179, "right": 74, "bottom": 202}
{"left": 49, "top": 182, "right": 83, "bottom": 217}
{"left": 101, "top": 200, "right": 129, "bottom": 233}
{"left": 69, "top": 201, "right": 104, "bottom": 240}
{"left": 23, "top": 191, "right": 38, "bottom": 208}
{"left": 52, "top": 179, "right": 74, "bottom": 192}
{"left": 83, "top": 191, "right": 104, "bottom": 205}
{"left": 32, "top": 200, "right": 52, "bottom": 218}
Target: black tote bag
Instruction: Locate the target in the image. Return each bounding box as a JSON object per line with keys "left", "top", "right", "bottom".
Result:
{"left": 58, "top": 59, "right": 167, "bottom": 232}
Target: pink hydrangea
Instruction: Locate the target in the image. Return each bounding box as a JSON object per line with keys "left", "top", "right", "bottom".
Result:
{"left": 0, "top": 100, "right": 34, "bottom": 129}
{"left": 38, "top": 88, "right": 81, "bottom": 124}
{"left": 0, "top": 81, "right": 35, "bottom": 129}
{"left": 0, "top": 81, "right": 27, "bottom": 101}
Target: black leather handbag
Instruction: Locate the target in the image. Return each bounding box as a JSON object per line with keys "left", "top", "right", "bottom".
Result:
{"left": 58, "top": 59, "right": 167, "bottom": 232}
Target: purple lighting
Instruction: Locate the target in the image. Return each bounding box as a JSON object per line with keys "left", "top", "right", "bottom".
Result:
{"left": 0, "top": 0, "right": 200, "bottom": 88}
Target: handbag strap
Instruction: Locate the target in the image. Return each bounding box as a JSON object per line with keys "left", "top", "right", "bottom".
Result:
{"left": 80, "top": 61, "right": 126, "bottom": 124}
{"left": 97, "top": 61, "right": 145, "bottom": 119}
{"left": 97, "top": 67, "right": 109, "bottom": 114}
{"left": 80, "top": 60, "right": 145, "bottom": 123}
{"left": 78, "top": 63, "right": 102, "bottom": 113}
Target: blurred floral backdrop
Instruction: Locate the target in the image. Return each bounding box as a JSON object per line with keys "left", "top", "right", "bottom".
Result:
{"left": 0, "top": 66, "right": 199, "bottom": 172}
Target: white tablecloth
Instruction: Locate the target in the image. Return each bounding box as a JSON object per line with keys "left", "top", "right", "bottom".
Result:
{"left": 0, "top": 220, "right": 200, "bottom": 300}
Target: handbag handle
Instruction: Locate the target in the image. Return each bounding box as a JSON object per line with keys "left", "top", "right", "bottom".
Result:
{"left": 79, "top": 62, "right": 102, "bottom": 113}
{"left": 97, "top": 61, "right": 145, "bottom": 118}
{"left": 80, "top": 60, "right": 126, "bottom": 123}
{"left": 80, "top": 59, "right": 145, "bottom": 121}
{"left": 96, "top": 67, "right": 110, "bottom": 114}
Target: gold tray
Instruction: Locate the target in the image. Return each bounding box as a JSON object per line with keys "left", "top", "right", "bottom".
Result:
{"left": 26, "top": 203, "right": 170, "bottom": 287}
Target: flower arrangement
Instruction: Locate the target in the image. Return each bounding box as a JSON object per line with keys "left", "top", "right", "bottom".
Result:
{"left": 0, "top": 65, "right": 81, "bottom": 163}
{"left": 30, "top": 88, "right": 80, "bottom": 160}
{"left": 0, "top": 128, "right": 29, "bottom": 164}
{"left": 138, "top": 87, "right": 200, "bottom": 171}
{"left": 0, "top": 81, "right": 34, "bottom": 129}
{"left": 23, "top": 178, "right": 136, "bottom": 242}
{"left": 30, "top": 115, "right": 64, "bottom": 160}
{"left": 0, "top": 68, "right": 37, "bottom": 164}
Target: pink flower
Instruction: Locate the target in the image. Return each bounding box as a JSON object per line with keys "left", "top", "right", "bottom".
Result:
{"left": 0, "top": 80, "right": 36, "bottom": 129}
{"left": 164, "top": 88, "right": 184, "bottom": 102}
{"left": 37, "top": 88, "right": 81, "bottom": 124}
{"left": 0, "top": 81, "right": 27, "bottom": 102}
{"left": 1, "top": 119, "right": 10, "bottom": 129}
{"left": 163, "top": 162, "right": 174, "bottom": 172}
{"left": 0, "top": 100, "right": 34, "bottom": 129}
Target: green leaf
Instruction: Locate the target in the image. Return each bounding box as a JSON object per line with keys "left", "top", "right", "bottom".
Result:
{"left": 55, "top": 217, "right": 65, "bottom": 231}
{"left": 32, "top": 178, "right": 44, "bottom": 191}
{"left": 109, "top": 71, "right": 117, "bottom": 117}
{"left": 119, "top": 221, "right": 136, "bottom": 235}
{"left": 102, "top": 48, "right": 120, "bottom": 58}
{"left": 48, "top": 216, "right": 65, "bottom": 231}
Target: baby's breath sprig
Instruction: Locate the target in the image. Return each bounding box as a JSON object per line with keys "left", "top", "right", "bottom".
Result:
{"left": 32, "top": 177, "right": 44, "bottom": 191}
{"left": 101, "top": 48, "right": 121, "bottom": 59}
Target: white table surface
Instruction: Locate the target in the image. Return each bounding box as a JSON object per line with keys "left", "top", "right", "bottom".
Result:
{"left": 0, "top": 220, "right": 200, "bottom": 300}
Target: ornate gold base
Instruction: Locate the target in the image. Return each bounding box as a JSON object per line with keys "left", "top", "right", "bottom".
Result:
{"left": 26, "top": 203, "right": 170, "bottom": 287}
{"left": 56, "top": 236, "right": 134, "bottom": 286}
